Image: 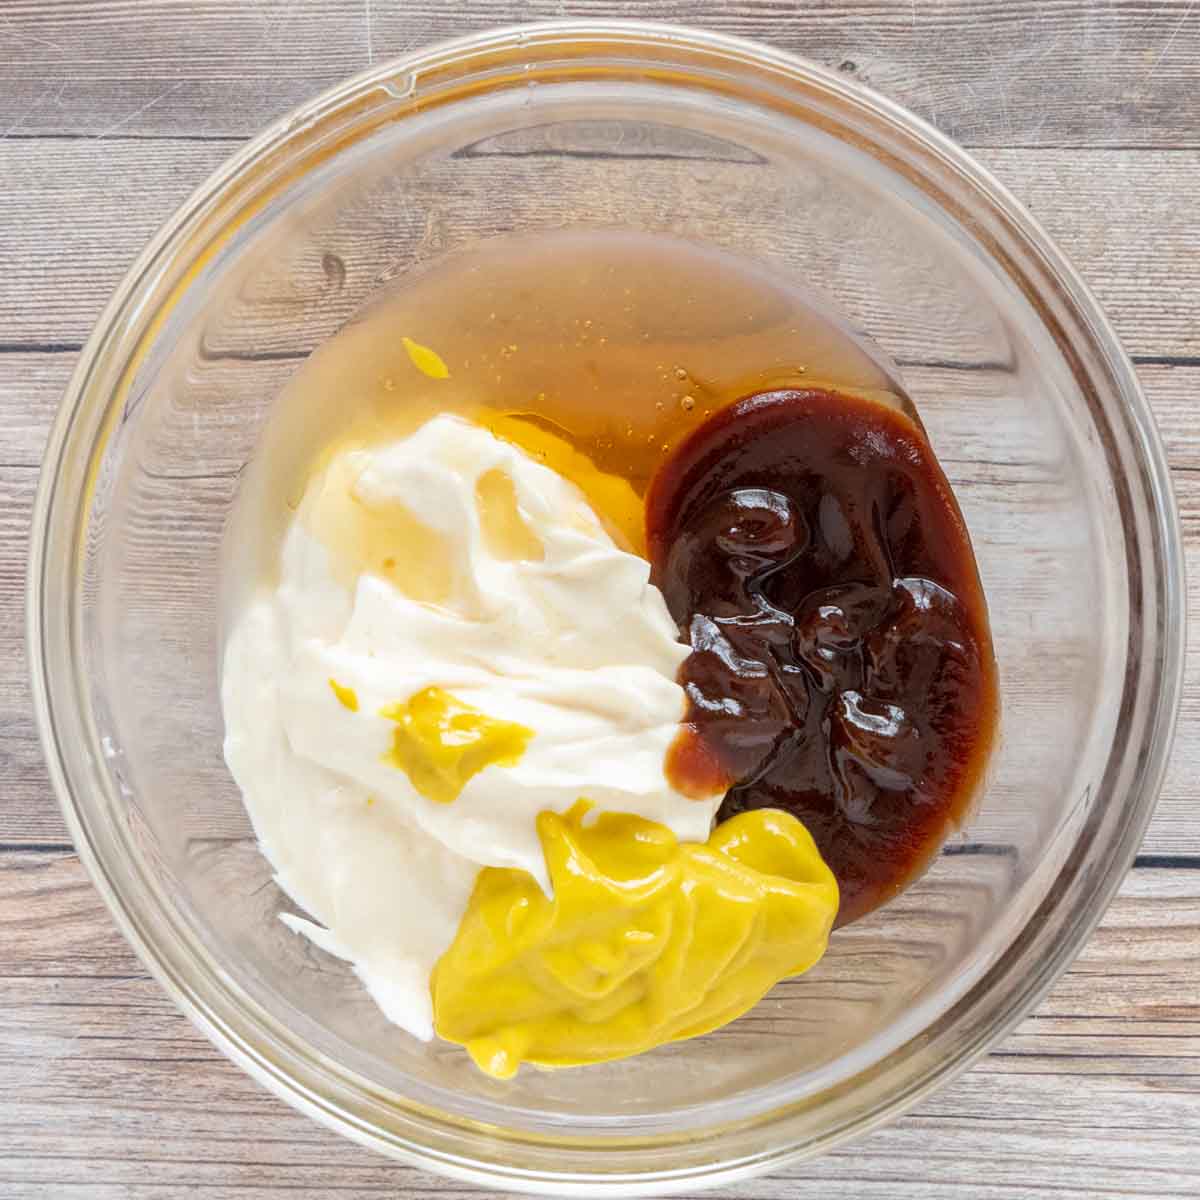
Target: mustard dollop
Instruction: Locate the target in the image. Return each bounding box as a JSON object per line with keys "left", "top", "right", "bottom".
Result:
{"left": 381, "top": 687, "right": 534, "bottom": 805}
{"left": 432, "top": 802, "right": 838, "bottom": 1078}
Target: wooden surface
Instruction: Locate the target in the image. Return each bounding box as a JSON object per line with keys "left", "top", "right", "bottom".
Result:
{"left": 2, "top": 2, "right": 1199, "bottom": 1197}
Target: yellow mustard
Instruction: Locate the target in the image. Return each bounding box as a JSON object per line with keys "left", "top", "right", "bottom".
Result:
{"left": 432, "top": 802, "right": 838, "bottom": 1078}
{"left": 381, "top": 687, "right": 534, "bottom": 805}
{"left": 328, "top": 678, "right": 359, "bottom": 712}
{"left": 401, "top": 336, "right": 450, "bottom": 379}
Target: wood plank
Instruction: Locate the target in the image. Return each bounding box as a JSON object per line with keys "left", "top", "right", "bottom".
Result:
{"left": 0, "top": 139, "right": 232, "bottom": 350}
{"left": 1, "top": 1, "right": 1199, "bottom": 149}
{"left": 978, "top": 147, "right": 1200, "bottom": 364}
{"left": 0, "top": 351, "right": 62, "bottom": 831}
{"left": 2, "top": 139, "right": 1198, "bottom": 360}
{"left": 0, "top": 848, "right": 1195, "bottom": 1198}
{"left": 4, "top": 356, "right": 1198, "bottom": 855}
{"left": 0, "top": 467, "right": 52, "bottom": 836}
{"left": 1138, "top": 364, "right": 1200, "bottom": 858}
{"left": 0, "top": 351, "right": 69, "bottom": 467}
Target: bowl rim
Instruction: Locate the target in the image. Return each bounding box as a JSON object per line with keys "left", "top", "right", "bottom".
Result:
{"left": 27, "top": 18, "right": 1186, "bottom": 1195}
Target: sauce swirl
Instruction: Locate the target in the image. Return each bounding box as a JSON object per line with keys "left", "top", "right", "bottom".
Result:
{"left": 647, "top": 388, "right": 998, "bottom": 925}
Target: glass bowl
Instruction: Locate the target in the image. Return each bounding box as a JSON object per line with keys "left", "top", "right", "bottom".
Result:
{"left": 28, "top": 20, "right": 1184, "bottom": 1196}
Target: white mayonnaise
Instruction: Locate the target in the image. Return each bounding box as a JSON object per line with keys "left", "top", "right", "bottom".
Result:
{"left": 222, "top": 415, "right": 722, "bottom": 1040}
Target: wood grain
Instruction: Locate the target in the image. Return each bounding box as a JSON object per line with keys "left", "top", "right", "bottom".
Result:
{"left": 3, "top": 139, "right": 1199, "bottom": 358}
{"left": 3, "top": 2, "right": 1200, "bottom": 1197}
{"left": 1, "top": 1, "right": 1199, "bottom": 149}
{"left": 1, "top": 850, "right": 1196, "bottom": 1198}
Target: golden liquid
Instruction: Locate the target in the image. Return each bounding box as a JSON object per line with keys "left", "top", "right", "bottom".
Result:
{"left": 225, "top": 230, "right": 906, "bottom": 608}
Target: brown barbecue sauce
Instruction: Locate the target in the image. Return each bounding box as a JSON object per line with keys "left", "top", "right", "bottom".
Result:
{"left": 646, "top": 388, "right": 998, "bottom": 925}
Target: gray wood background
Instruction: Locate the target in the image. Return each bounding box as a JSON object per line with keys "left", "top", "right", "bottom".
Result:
{"left": 2, "top": 2, "right": 1199, "bottom": 1197}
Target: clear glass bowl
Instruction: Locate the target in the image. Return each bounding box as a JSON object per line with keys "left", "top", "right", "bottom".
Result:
{"left": 28, "top": 21, "right": 1184, "bottom": 1195}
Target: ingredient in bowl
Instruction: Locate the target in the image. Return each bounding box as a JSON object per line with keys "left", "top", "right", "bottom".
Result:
{"left": 646, "top": 388, "right": 998, "bottom": 925}
{"left": 434, "top": 801, "right": 838, "bottom": 1079}
{"left": 380, "top": 686, "right": 534, "bottom": 805}
{"left": 221, "top": 414, "right": 726, "bottom": 1039}
{"left": 221, "top": 232, "right": 997, "bottom": 1075}
{"left": 402, "top": 335, "right": 451, "bottom": 379}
